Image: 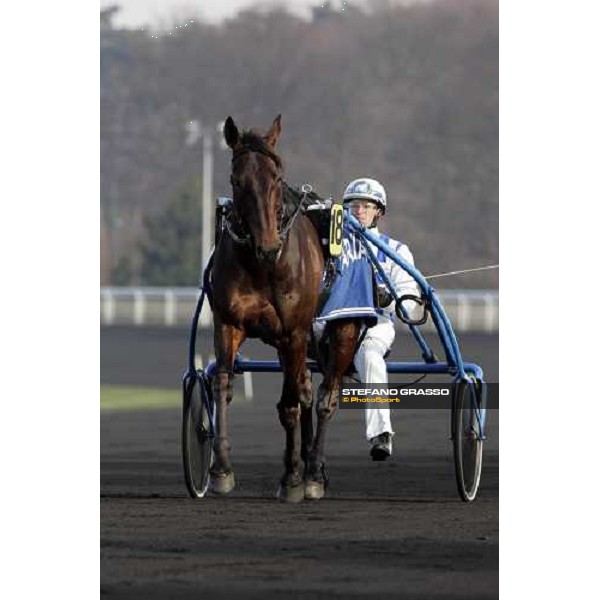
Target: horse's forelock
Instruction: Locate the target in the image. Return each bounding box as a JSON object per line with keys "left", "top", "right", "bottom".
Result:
{"left": 236, "top": 130, "right": 283, "bottom": 170}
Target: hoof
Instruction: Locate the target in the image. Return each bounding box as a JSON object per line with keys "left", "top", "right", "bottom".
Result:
{"left": 209, "top": 471, "right": 235, "bottom": 495}
{"left": 304, "top": 480, "right": 326, "bottom": 500}
{"left": 276, "top": 482, "right": 305, "bottom": 503}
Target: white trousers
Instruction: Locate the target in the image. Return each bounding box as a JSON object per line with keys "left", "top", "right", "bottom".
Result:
{"left": 353, "top": 317, "right": 396, "bottom": 440}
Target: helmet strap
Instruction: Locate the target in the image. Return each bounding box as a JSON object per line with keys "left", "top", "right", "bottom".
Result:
{"left": 369, "top": 209, "right": 383, "bottom": 229}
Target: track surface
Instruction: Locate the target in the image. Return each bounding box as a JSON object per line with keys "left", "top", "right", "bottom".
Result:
{"left": 101, "top": 328, "right": 498, "bottom": 598}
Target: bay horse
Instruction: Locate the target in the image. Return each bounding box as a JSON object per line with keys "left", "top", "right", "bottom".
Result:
{"left": 211, "top": 115, "right": 363, "bottom": 501}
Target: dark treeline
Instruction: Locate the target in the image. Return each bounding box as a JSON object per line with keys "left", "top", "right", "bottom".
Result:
{"left": 101, "top": 0, "right": 498, "bottom": 288}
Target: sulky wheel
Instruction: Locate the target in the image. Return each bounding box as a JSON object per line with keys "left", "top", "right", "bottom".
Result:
{"left": 452, "top": 377, "right": 485, "bottom": 502}
{"left": 182, "top": 372, "right": 215, "bottom": 498}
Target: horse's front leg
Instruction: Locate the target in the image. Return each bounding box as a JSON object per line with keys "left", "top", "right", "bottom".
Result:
{"left": 305, "top": 320, "right": 361, "bottom": 500}
{"left": 276, "top": 331, "right": 311, "bottom": 503}
{"left": 210, "top": 320, "right": 246, "bottom": 495}
{"left": 300, "top": 367, "right": 314, "bottom": 469}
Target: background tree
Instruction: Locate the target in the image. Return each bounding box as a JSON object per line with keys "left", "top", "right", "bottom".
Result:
{"left": 137, "top": 181, "right": 204, "bottom": 286}
{"left": 101, "top": 0, "right": 498, "bottom": 288}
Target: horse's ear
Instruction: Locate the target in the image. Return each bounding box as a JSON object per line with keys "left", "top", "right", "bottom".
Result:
{"left": 224, "top": 116, "right": 240, "bottom": 149}
{"left": 264, "top": 114, "right": 282, "bottom": 148}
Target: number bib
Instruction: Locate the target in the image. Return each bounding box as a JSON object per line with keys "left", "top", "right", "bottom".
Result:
{"left": 329, "top": 204, "right": 344, "bottom": 257}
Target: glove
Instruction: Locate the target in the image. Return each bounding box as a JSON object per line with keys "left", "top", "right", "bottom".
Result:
{"left": 376, "top": 285, "right": 393, "bottom": 308}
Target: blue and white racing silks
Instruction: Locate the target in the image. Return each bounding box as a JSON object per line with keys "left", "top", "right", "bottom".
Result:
{"left": 315, "top": 225, "right": 419, "bottom": 323}
{"left": 316, "top": 227, "right": 378, "bottom": 322}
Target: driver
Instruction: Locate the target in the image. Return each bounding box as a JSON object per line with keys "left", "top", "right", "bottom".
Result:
{"left": 340, "top": 177, "right": 420, "bottom": 460}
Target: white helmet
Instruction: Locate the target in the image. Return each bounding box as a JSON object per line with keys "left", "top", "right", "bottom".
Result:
{"left": 343, "top": 178, "right": 387, "bottom": 213}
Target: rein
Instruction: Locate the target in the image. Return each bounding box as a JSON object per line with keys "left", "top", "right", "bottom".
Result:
{"left": 423, "top": 264, "right": 499, "bottom": 280}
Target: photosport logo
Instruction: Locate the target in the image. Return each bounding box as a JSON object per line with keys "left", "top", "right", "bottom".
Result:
{"left": 339, "top": 383, "right": 499, "bottom": 409}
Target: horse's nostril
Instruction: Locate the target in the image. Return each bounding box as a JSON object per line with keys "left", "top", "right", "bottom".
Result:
{"left": 256, "top": 244, "right": 281, "bottom": 265}
{"left": 266, "top": 248, "right": 279, "bottom": 263}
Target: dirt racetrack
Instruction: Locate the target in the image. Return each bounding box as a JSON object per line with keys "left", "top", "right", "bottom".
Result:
{"left": 101, "top": 328, "right": 498, "bottom": 599}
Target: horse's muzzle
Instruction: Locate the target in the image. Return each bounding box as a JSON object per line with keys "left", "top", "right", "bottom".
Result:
{"left": 256, "top": 243, "right": 282, "bottom": 266}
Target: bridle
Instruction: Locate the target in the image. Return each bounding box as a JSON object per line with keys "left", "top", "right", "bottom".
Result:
{"left": 226, "top": 146, "right": 306, "bottom": 249}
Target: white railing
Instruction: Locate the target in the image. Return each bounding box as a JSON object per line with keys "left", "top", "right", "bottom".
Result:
{"left": 100, "top": 287, "right": 499, "bottom": 332}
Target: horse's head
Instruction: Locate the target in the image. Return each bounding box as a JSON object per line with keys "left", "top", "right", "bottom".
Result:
{"left": 224, "top": 115, "right": 284, "bottom": 266}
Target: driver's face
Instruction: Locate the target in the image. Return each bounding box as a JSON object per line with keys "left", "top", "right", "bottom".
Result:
{"left": 348, "top": 199, "right": 382, "bottom": 227}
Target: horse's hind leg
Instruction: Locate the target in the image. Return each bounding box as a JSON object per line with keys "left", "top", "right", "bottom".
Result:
{"left": 276, "top": 333, "right": 311, "bottom": 503}
{"left": 305, "top": 320, "right": 361, "bottom": 500}
{"left": 210, "top": 322, "right": 246, "bottom": 495}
